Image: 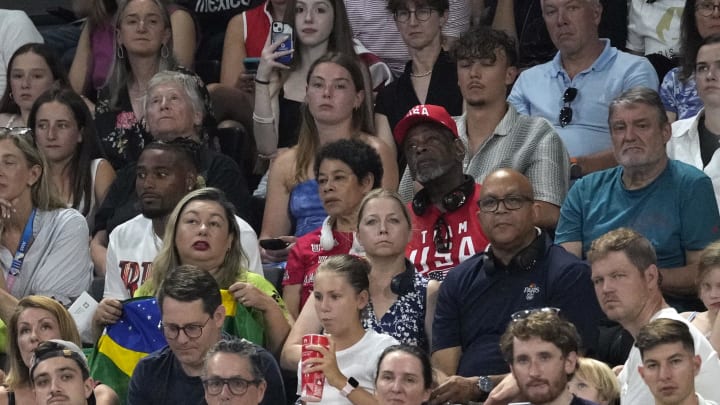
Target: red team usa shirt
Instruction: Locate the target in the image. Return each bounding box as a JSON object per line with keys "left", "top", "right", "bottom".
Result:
{"left": 406, "top": 184, "right": 489, "bottom": 280}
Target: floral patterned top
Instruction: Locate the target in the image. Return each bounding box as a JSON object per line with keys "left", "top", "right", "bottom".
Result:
{"left": 363, "top": 269, "right": 429, "bottom": 351}
{"left": 93, "top": 67, "right": 216, "bottom": 170}
{"left": 660, "top": 67, "right": 704, "bottom": 120}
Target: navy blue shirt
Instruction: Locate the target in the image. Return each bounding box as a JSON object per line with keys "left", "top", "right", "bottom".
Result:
{"left": 432, "top": 235, "right": 602, "bottom": 376}
{"left": 127, "top": 337, "right": 284, "bottom": 405}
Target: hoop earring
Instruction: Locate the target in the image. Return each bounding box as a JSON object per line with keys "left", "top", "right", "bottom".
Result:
{"left": 117, "top": 46, "right": 124, "bottom": 59}
{"left": 161, "top": 44, "right": 169, "bottom": 59}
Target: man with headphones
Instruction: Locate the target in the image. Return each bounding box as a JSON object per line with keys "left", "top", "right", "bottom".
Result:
{"left": 427, "top": 168, "right": 603, "bottom": 405}
{"left": 394, "top": 104, "right": 490, "bottom": 282}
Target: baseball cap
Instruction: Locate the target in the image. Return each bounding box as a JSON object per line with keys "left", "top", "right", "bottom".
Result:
{"left": 30, "top": 339, "right": 90, "bottom": 379}
{"left": 393, "top": 104, "right": 459, "bottom": 145}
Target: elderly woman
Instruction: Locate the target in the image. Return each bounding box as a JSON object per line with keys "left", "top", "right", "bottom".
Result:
{"left": 134, "top": 187, "right": 292, "bottom": 356}
{"left": 0, "top": 43, "right": 72, "bottom": 127}
{"left": 283, "top": 139, "right": 383, "bottom": 318}
{"left": 0, "top": 130, "right": 93, "bottom": 323}
{"left": 93, "top": 0, "right": 214, "bottom": 170}
{"left": 0, "top": 296, "right": 119, "bottom": 404}
{"left": 90, "top": 70, "right": 252, "bottom": 275}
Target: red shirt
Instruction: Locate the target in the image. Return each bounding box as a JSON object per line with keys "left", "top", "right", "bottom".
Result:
{"left": 283, "top": 226, "right": 355, "bottom": 311}
{"left": 406, "top": 184, "right": 489, "bottom": 280}
{"left": 243, "top": 2, "right": 272, "bottom": 57}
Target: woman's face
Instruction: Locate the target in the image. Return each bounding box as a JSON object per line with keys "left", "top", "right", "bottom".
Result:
{"left": 33, "top": 101, "right": 82, "bottom": 164}
{"left": 17, "top": 307, "right": 62, "bottom": 367}
{"left": 317, "top": 158, "right": 372, "bottom": 218}
{"left": 358, "top": 197, "right": 411, "bottom": 259}
{"left": 313, "top": 270, "right": 367, "bottom": 334}
{"left": 699, "top": 267, "right": 720, "bottom": 314}
{"left": 145, "top": 82, "right": 202, "bottom": 140}
{"left": 0, "top": 138, "right": 41, "bottom": 203}
{"left": 568, "top": 374, "right": 606, "bottom": 405}
{"left": 306, "top": 62, "right": 363, "bottom": 126}
{"left": 375, "top": 351, "right": 431, "bottom": 405}
{"left": 175, "top": 200, "right": 234, "bottom": 273}
{"left": 295, "top": 0, "right": 335, "bottom": 47}
{"left": 117, "top": 0, "right": 170, "bottom": 58}
{"left": 394, "top": 1, "right": 447, "bottom": 51}
{"left": 9, "top": 52, "right": 55, "bottom": 113}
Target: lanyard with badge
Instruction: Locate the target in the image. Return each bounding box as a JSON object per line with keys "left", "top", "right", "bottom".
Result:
{"left": 6, "top": 208, "right": 36, "bottom": 291}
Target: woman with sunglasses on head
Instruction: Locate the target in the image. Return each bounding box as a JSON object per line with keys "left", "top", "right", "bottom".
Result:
{"left": 0, "top": 130, "right": 93, "bottom": 323}
{"left": 0, "top": 295, "right": 119, "bottom": 405}
{"left": 374, "top": 0, "right": 462, "bottom": 159}
{"left": 299, "top": 254, "right": 398, "bottom": 404}
{"left": 0, "top": 43, "right": 71, "bottom": 128}
{"left": 259, "top": 53, "right": 397, "bottom": 264}
{"left": 374, "top": 345, "right": 433, "bottom": 405}
{"left": 28, "top": 86, "right": 116, "bottom": 232}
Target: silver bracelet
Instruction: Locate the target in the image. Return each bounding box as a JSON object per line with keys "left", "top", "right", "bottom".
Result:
{"left": 252, "top": 112, "right": 274, "bottom": 124}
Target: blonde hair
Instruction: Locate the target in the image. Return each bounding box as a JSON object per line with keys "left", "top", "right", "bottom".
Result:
{"left": 5, "top": 296, "right": 82, "bottom": 389}
{"left": 575, "top": 357, "right": 620, "bottom": 404}
{"left": 0, "top": 132, "right": 65, "bottom": 219}
{"left": 149, "top": 187, "right": 248, "bottom": 294}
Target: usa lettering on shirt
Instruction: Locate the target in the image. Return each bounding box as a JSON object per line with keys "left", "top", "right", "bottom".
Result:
{"left": 408, "top": 220, "right": 478, "bottom": 278}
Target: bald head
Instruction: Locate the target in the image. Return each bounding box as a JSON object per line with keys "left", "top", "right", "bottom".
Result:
{"left": 481, "top": 169, "right": 535, "bottom": 200}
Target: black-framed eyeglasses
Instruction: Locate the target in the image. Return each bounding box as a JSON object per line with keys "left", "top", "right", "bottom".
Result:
{"left": 202, "top": 377, "right": 261, "bottom": 395}
{"left": 559, "top": 87, "right": 578, "bottom": 128}
{"left": 0, "top": 127, "right": 33, "bottom": 140}
{"left": 393, "top": 7, "right": 435, "bottom": 22}
{"left": 433, "top": 215, "right": 451, "bottom": 254}
{"left": 696, "top": 1, "right": 720, "bottom": 17}
{"left": 161, "top": 316, "right": 212, "bottom": 340}
{"left": 477, "top": 195, "right": 533, "bottom": 213}
{"left": 511, "top": 307, "right": 560, "bottom": 321}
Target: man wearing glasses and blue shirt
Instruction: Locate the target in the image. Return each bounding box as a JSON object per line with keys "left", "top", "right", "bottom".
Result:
{"left": 428, "top": 168, "right": 602, "bottom": 405}
{"left": 508, "top": 0, "right": 658, "bottom": 177}
{"left": 127, "top": 265, "right": 284, "bottom": 405}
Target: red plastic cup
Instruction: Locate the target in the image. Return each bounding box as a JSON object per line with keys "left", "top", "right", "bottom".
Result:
{"left": 301, "top": 334, "right": 330, "bottom": 402}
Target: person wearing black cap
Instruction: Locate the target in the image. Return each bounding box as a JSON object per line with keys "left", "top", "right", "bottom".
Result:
{"left": 394, "top": 104, "right": 489, "bottom": 281}
{"left": 30, "top": 339, "right": 96, "bottom": 405}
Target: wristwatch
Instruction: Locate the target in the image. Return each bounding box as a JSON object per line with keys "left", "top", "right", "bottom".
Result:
{"left": 340, "top": 377, "right": 359, "bottom": 397}
{"left": 477, "top": 375, "right": 494, "bottom": 394}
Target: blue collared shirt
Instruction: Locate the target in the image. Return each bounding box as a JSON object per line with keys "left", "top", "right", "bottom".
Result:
{"left": 508, "top": 39, "right": 659, "bottom": 157}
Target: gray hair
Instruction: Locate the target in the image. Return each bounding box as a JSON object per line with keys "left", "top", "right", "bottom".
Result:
{"left": 203, "top": 339, "right": 266, "bottom": 381}
{"left": 608, "top": 87, "right": 668, "bottom": 127}
{"left": 144, "top": 70, "right": 205, "bottom": 120}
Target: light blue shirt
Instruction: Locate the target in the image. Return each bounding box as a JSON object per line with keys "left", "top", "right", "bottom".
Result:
{"left": 508, "top": 39, "right": 659, "bottom": 157}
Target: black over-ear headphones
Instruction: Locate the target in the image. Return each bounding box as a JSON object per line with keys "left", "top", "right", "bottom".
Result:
{"left": 483, "top": 229, "right": 547, "bottom": 275}
{"left": 390, "top": 260, "right": 416, "bottom": 296}
{"left": 412, "top": 175, "right": 475, "bottom": 216}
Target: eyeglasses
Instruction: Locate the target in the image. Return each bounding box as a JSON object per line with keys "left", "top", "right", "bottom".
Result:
{"left": 202, "top": 377, "right": 261, "bottom": 395}
{"left": 393, "top": 8, "right": 435, "bottom": 22}
{"left": 161, "top": 316, "right": 212, "bottom": 340}
{"left": 477, "top": 195, "right": 533, "bottom": 213}
{"left": 511, "top": 307, "right": 560, "bottom": 321}
{"left": 696, "top": 1, "right": 720, "bottom": 17}
{"left": 434, "top": 215, "right": 451, "bottom": 254}
{"left": 0, "top": 127, "right": 33, "bottom": 140}
{"left": 559, "top": 87, "right": 578, "bottom": 128}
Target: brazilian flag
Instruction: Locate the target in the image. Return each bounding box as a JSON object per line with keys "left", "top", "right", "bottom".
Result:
{"left": 220, "top": 290, "right": 265, "bottom": 346}
{"left": 88, "top": 297, "right": 166, "bottom": 405}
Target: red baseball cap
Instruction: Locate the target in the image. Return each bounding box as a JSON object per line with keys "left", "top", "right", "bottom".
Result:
{"left": 393, "top": 104, "right": 459, "bottom": 145}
